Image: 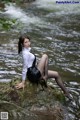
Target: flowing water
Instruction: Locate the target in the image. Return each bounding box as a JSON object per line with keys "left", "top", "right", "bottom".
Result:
{"left": 0, "top": 0, "right": 80, "bottom": 119}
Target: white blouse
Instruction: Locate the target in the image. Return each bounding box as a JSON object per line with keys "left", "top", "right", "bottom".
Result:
{"left": 22, "top": 47, "right": 35, "bottom": 81}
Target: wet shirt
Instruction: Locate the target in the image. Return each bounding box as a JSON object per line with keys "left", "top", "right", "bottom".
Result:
{"left": 22, "top": 47, "right": 35, "bottom": 81}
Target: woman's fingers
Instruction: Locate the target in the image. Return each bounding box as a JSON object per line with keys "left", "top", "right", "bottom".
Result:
{"left": 15, "top": 82, "right": 25, "bottom": 89}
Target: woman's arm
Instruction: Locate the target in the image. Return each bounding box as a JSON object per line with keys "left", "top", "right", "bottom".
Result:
{"left": 22, "top": 53, "right": 29, "bottom": 81}
{"left": 15, "top": 52, "right": 29, "bottom": 89}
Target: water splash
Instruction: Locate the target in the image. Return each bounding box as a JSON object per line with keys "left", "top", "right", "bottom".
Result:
{"left": 4, "top": 4, "right": 41, "bottom": 25}
{"left": 34, "top": 0, "right": 80, "bottom": 14}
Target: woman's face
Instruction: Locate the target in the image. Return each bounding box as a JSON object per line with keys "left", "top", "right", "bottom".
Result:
{"left": 23, "top": 38, "right": 31, "bottom": 48}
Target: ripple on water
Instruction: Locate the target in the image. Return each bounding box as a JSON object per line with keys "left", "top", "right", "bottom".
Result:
{"left": 0, "top": 79, "right": 11, "bottom": 83}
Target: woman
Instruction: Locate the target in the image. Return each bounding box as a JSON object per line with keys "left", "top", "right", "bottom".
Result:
{"left": 16, "top": 35, "right": 72, "bottom": 100}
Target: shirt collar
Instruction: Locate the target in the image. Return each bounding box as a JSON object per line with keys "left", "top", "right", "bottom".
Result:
{"left": 23, "top": 47, "right": 31, "bottom": 52}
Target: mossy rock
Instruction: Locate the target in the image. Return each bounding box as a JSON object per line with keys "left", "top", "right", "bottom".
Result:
{"left": 0, "top": 79, "right": 68, "bottom": 120}
{"left": 0, "top": 100, "right": 40, "bottom": 120}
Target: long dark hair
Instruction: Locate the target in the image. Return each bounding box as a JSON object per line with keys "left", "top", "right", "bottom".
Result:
{"left": 18, "top": 35, "right": 30, "bottom": 54}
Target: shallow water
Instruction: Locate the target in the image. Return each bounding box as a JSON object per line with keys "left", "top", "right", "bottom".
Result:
{"left": 0, "top": 0, "right": 80, "bottom": 119}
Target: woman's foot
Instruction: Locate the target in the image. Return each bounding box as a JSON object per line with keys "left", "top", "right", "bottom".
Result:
{"left": 64, "top": 92, "right": 73, "bottom": 101}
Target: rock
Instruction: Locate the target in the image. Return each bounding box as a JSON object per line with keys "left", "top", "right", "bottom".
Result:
{"left": 0, "top": 3, "right": 5, "bottom": 9}
{"left": 0, "top": 100, "right": 39, "bottom": 120}
{"left": 0, "top": 79, "right": 68, "bottom": 120}
{"left": 31, "top": 104, "right": 65, "bottom": 120}
{"left": 8, "top": 90, "right": 20, "bottom": 103}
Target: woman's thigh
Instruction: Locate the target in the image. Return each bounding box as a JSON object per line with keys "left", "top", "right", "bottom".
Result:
{"left": 48, "top": 70, "right": 59, "bottom": 79}
{"left": 37, "top": 54, "right": 48, "bottom": 75}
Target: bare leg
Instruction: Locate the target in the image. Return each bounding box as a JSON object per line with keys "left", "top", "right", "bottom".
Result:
{"left": 37, "top": 54, "right": 48, "bottom": 80}
{"left": 47, "top": 70, "right": 72, "bottom": 99}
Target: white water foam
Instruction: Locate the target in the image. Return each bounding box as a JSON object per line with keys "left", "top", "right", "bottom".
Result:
{"left": 4, "top": 4, "right": 41, "bottom": 25}
{"left": 34, "top": 0, "right": 80, "bottom": 14}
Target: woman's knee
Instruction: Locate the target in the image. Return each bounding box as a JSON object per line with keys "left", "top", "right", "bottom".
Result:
{"left": 42, "top": 54, "right": 48, "bottom": 59}
{"left": 55, "top": 72, "right": 60, "bottom": 79}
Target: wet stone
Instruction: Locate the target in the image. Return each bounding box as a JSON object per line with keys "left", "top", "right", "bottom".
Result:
{"left": 0, "top": 79, "right": 68, "bottom": 120}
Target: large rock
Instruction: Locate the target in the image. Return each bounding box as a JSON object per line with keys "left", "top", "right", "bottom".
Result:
{"left": 0, "top": 3, "right": 5, "bottom": 9}
{"left": 0, "top": 80, "right": 68, "bottom": 120}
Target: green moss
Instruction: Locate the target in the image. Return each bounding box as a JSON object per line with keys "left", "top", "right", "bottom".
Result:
{"left": 0, "top": 18, "right": 17, "bottom": 30}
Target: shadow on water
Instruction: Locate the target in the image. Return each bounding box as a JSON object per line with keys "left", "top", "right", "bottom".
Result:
{"left": 0, "top": 0, "right": 80, "bottom": 120}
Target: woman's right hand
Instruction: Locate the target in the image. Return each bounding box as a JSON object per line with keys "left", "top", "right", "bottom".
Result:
{"left": 15, "top": 81, "right": 25, "bottom": 90}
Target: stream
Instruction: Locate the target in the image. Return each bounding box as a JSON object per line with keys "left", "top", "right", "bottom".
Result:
{"left": 0, "top": 0, "right": 80, "bottom": 120}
